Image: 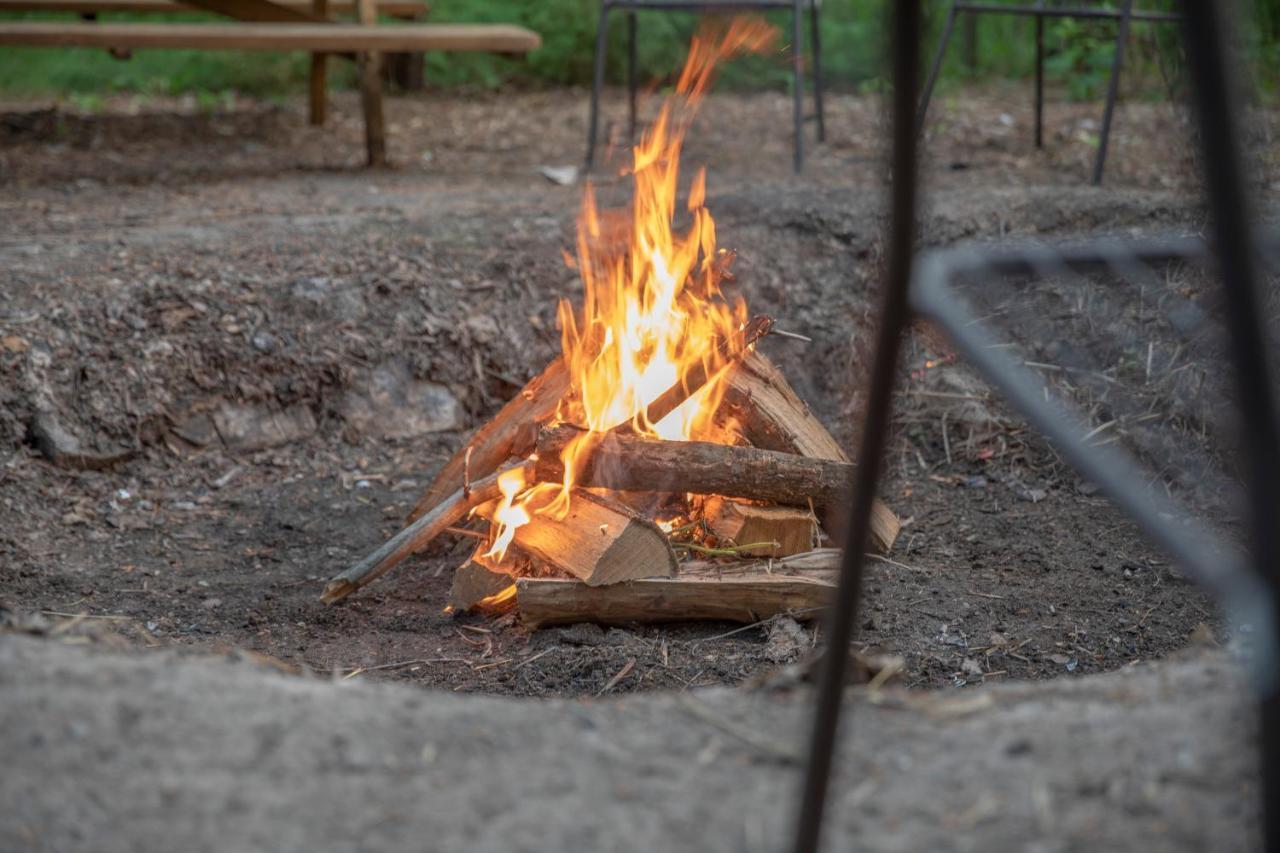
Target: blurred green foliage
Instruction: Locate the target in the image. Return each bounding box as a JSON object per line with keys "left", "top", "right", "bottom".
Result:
{"left": 0, "top": 0, "right": 1276, "bottom": 100}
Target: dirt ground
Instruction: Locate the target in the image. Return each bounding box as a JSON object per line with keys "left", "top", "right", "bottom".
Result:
{"left": 0, "top": 634, "right": 1260, "bottom": 853}
{"left": 0, "top": 83, "right": 1270, "bottom": 701}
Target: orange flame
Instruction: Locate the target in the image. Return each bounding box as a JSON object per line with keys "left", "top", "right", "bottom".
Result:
{"left": 485, "top": 17, "right": 777, "bottom": 562}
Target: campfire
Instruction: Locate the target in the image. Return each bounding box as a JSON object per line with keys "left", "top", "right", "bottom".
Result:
{"left": 322, "top": 18, "right": 899, "bottom": 626}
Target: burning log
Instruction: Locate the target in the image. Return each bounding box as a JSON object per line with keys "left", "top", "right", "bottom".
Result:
{"left": 408, "top": 359, "right": 570, "bottom": 523}
{"left": 716, "top": 351, "right": 902, "bottom": 551}
{"left": 716, "top": 351, "right": 849, "bottom": 461}
{"left": 701, "top": 496, "right": 817, "bottom": 557}
{"left": 448, "top": 559, "right": 515, "bottom": 611}
{"left": 534, "top": 426, "right": 897, "bottom": 554}
{"left": 632, "top": 314, "right": 773, "bottom": 429}
{"left": 515, "top": 574, "right": 833, "bottom": 628}
{"left": 506, "top": 489, "right": 677, "bottom": 586}
{"left": 407, "top": 316, "right": 769, "bottom": 523}
{"left": 322, "top": 462, "right": 531, "bottom": 604}
{"left": 536, "top": 425, "right": 847, "bottom": 504}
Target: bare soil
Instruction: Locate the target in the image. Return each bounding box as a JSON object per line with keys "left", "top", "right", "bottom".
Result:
{"left": 0, "top": 84, "right": 1268, "bottom": 699}
{"left": 0, "top": 634, "right": 1260, "bottom": 853}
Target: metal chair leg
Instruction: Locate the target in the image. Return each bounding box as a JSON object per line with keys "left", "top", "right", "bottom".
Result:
{"left": 810, "top": 0, "right": 825, "bottom": 143}
{"left": 627, "top": 10, "right": 638, "bottom": 142}
{"left": 792, "top": 0, "right": 805, "bottom": 171}
{"left": 586, "top": 1, "right": 611, "bottom": 170}
{"left": 1092, "top": 0, "right": 1133, "bottom": 185}
{"left": 1034, "top": 13, "right": 1044, "bottom": 148}
{"left": 916, "top": 1, "right": 958, "bottom": 137}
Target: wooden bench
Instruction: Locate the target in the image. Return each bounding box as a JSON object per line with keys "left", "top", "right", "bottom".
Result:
{"left": 0, "top": 0, "right": 424, "bottom": 14}
{"left": 0, "top": 16, "right": 540, "bottom": 164}
{"left": 0, "top": 0, "right": 435, "bottom": 88}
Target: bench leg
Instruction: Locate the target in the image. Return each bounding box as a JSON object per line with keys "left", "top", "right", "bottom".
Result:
{"left": 309, "top": 53, "right": 327, "bottom": 125}
{"left": 356, "top": 0, "right": 386, "bottom": 166}
{"left": 309, "top": 0, "right": 328, "bottom": 125}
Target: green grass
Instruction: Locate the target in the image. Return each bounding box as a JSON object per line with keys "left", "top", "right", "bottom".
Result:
{"left": 0, "top": 0, "right": 1275, "bottom": 100}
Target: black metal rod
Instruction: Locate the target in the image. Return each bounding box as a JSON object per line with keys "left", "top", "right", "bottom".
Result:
{"left": 791, "top": 0, "right": 804, "bottom": 172}
{"left": 952, "top": 2, "right": 1178, "bottom": 22}
{"left": 791, "top": 2, "right": 920, "bottom": 852}
{"left": 1177, "top": 2, "right": 1280, "bottom": 851}
{"left": 586, "top": 1, "right": 611, "bottom": 169}
{"left": 1092, "top": 0, "right": 1132, "bottom": 184}
{"left": 916, "top": 1, "right": 958, "bottom": 136}
{"left": 1034, "top": 12, "right": 1044, "bottom": 148}
{"left": 627, "top": 10, "right": 638, "bottom": 141}
{"left": 809, "top": 0, "right": 825, "bottom": 143}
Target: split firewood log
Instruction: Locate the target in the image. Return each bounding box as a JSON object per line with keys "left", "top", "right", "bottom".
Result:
{"left": 715, "top": 350, "right": 848, "bottom": 460}
{"left": 502, "top": 489, "right": 677, "bottom": 586}
{"left": 515, "top": 574, "right": 833, "bottom": 628}
{"left": 716, "top": 351, "right": 901, "bottom": 552}
{"left": 448, "top": 559, "right": 516, "bottom": 611}
{"left": 701, "top": 496, "right": 817, "bottom": 557}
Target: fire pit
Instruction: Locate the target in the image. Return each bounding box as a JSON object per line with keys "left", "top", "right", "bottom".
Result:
{"left": 322, "top": 18, "right": 899, "bottom": 625}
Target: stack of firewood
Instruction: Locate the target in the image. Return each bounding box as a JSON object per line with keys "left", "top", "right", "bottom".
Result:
{"left": 322, "top": 327, "right": 898, "bottom": 627}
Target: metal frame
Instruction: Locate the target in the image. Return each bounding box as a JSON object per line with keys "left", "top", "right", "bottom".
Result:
{"left": 586, "top": 0, "right": 825, "bottom": 174}
{"left": 916, "top": 1, "right": 1182, "bottom": 185}
{"left": 793, "top": 2, "right": 1280, "bottom": 851}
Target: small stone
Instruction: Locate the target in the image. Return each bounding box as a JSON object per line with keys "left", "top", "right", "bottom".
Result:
{"left": 764, "top": 616, "right": 808, "bottom": 664}
{"left": 212, "top": 401, "right": 317, "bottom": 451}
{"left": 251, "top": 330, "right": 276, "bottom": 353}
{"left": 339, "top": 360, "right": 463, "bottom": 440}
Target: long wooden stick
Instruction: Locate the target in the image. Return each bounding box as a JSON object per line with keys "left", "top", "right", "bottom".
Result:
{"left": 536, "top": 426, "right": 899, "bottom": 554}
{"left": 322, "top": 462, "right": 530, "bottom": 604}
{"left": 538, "top": 425, "right": 848, "bottom": 507}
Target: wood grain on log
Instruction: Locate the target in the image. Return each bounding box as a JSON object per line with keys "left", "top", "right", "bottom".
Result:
{"left": 516, "top": 574, "right": 832, "bottom": 628}
{"left": 535, "top": 426, "right": 898, "bottom": 554}
{"left": 538, "top": 425, "right": 843, "bottom": 505}
{"left": 510, "top": 489, "right": 677, "bottom": 586}
{"left": 702, "top": 496, "right": 817, "bottom": 557}
{"left": 716, "top": 352, "right": 900, "bottom": 552}
{"left": 448, "top": 559, "right": 514, "bottom": 611}
{"left": 717, "top": 350, "right": 849, "bottom": 461}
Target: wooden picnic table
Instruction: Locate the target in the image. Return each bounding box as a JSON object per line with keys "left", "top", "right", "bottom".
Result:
{"left": 0, "top": 0, "right": 540, "bottom": 164}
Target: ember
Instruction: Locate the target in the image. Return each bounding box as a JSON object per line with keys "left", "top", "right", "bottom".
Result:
{"left": 322, "top": 17, "right": 900, "bottom": 622}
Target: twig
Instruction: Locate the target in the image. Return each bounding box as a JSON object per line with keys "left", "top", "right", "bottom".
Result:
{"left": 40, "top": 610, "right": 134, "bottom": 621}
{"left": 672, "top": 540, "right": 782, "bottom": 557}
{"left": 864, "top": 553, "right": 929, "bottom": 573}
{"left": 513, "top": 648, "right": 557, "bottom": 671}
{"left": 322, "top": 462, "right": 531, "bottom": 604}
{"left": 445, "top": 526, "right": 486, "bottom": 541}
{"left": 342, "top": 657, "right": 470, "bottom": 679}
{"left": 941, "top": 410, "right": 952, "bottom": 466}
{"left": 598, "top": 658, "right": 636, "bottom": 695}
